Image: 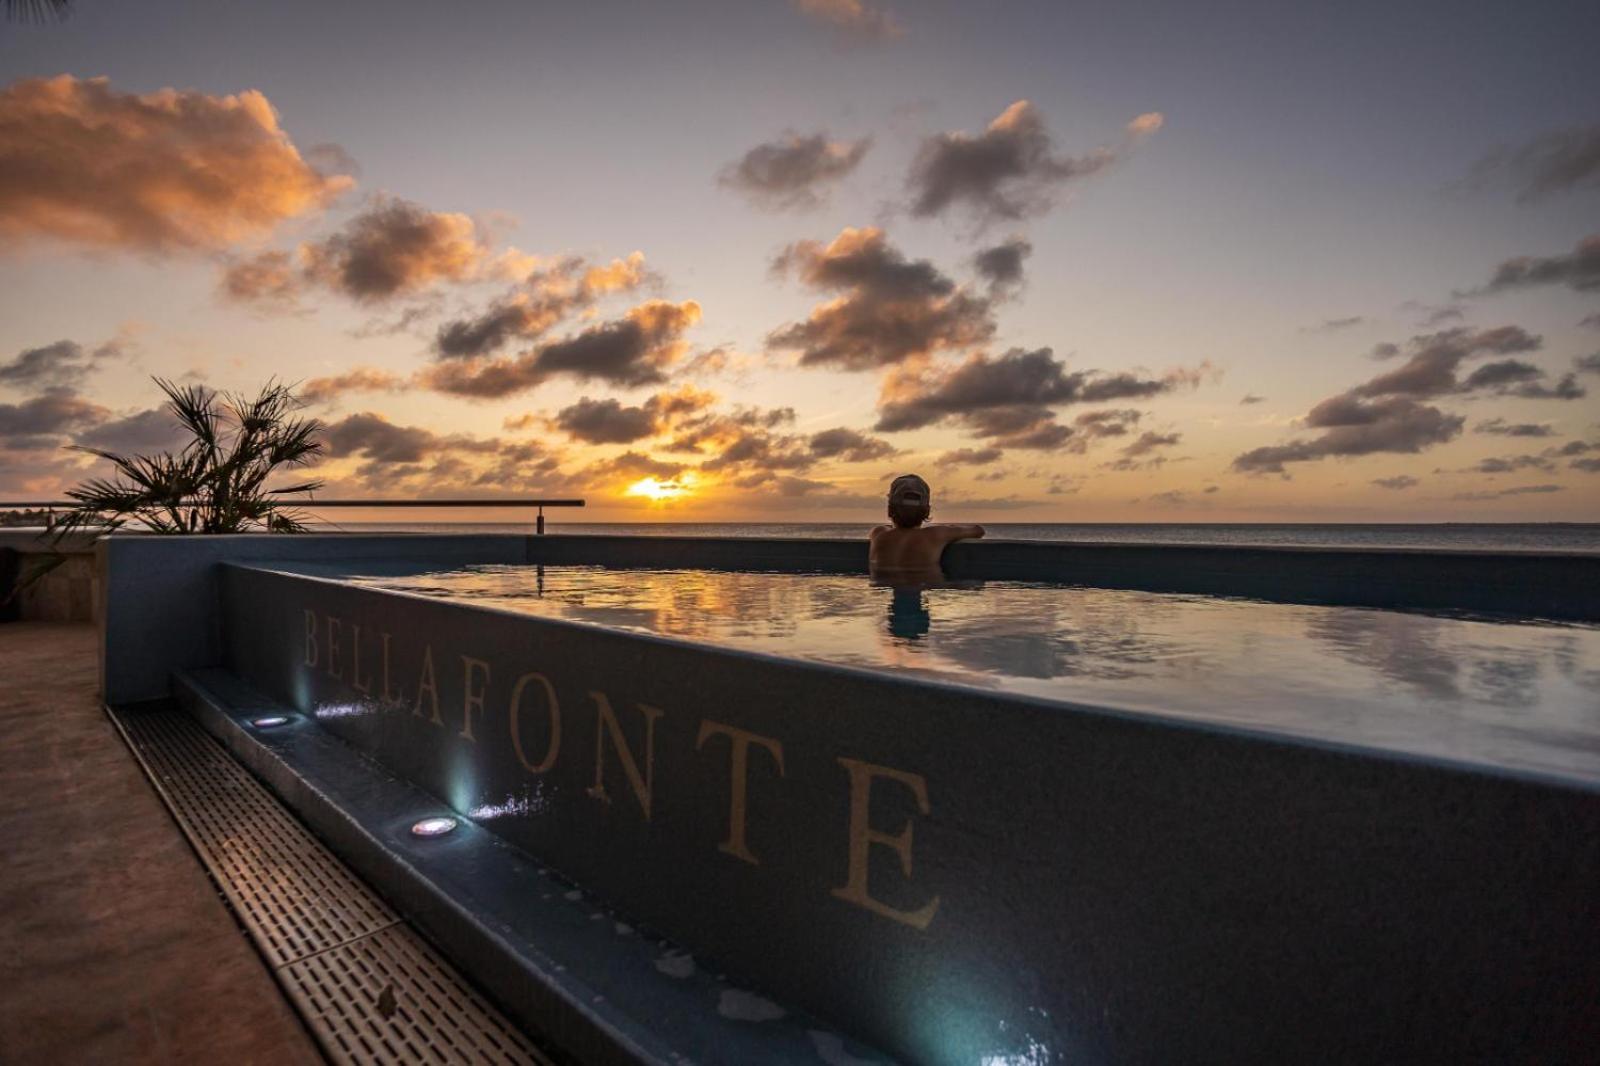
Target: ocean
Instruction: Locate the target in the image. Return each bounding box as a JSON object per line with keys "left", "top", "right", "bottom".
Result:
{"left": 306, "top": 521, "right": 1600, "bottom": 553}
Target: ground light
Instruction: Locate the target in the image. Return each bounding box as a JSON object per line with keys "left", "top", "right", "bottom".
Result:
{"left": 410, "top": 816, "right": 459, "bottom": 837}
{"left": 250, "top": 715, "right": 290, "bottom": 728}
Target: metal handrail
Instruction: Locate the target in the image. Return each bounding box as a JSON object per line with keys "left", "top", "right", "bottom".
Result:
{"left": 0, "top": 498, "right": 585, "bottom": 534}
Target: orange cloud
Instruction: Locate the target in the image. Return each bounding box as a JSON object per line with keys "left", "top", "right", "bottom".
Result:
{"left": 0, "top": 75, "right": 350, "bottom": 253}
{"left": 299, "top": 367, "right": 408, "bottom": 405}
{"left": 222, "top": 195, "right": 497, "bottom": 307}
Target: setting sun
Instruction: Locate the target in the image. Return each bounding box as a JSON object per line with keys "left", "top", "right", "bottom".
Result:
{"left": 625, "top": 476, "right": 694, "bottom": 502}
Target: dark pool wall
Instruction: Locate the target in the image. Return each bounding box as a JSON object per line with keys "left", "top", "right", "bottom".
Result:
{"left": 220, "top": 562, "right": 1600, "bottom": 1066}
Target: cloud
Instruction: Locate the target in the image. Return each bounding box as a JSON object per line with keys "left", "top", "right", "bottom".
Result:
{"left": 1232, "top": 396, "right": 1465, "bottom": 475}
{"left": 322, "top": 412, "right": 478, "bottom": 465}
{"left": 875, "top": 346, "right": 1197, "bottom": 439}
{"left": 298, "top": 367, "right": 408, "bottom": 406}
{"left": 1582, "top": 315, "right": 1600, "bottom": 330}
{"left": 1354, "top": 325, "right": 1542, "bottom": 398}
{"left": 1120, "top": 430, "right": 1181, "bottom": 457}
{"left": 767, "top": 227, "right": 995, "bottom": 369}
{"left": 971, "top": 237, "right": 1032, "bottom": 297}
{"left": 1474, "top": 417, "right": 1555, "bottom": 438}
{"left": 533, "top": 300, "right": 701, "bottom": 384}
{"left": 1576, "top": 353, "right": 1600, "bottom": 375}
{"left": 303, "top": 196, "right": 488, "bottom": 301}
{"left": 641, "top": 403, "right": 894, "bottom": 487}
{"left": 551, "top": 387, "right": 716, "bottom": 445}
{"left": 791, "top": 0, "right": 903, "bottom": 41}
{"left": 1450, "top": 483, "right": 1563, "bottom": 501}
{"left": 421, "top": 299, "right": 702, "bottom": 398}
{"left": 222, "top": 196, "right": 495, "bottom": 308}
{"left": 905, "top": 101, "right": 1162, "bottom": 224}
{"left": 1302, "top": 316, "right": 1364, "bottom": 334}
{"left": 936, "top": 446, "right": 1004, "bottom": 466}
{"left": 73, "top": 407, "right": 187, "bottom": 454}
{"left": 1548, "top": 440, "right": 1595, "bottom": 458}
{"left": 1458, "top": 358, "right": 1543, "bottom": 390}
{"left": 1101, "top": 430, "right": 1182, "bottom": 471}
{"left": 553, "top": 398, "right": 657, "bottom": 444}
{"left": 1072, "top": 408, "right": 1142, "bottom": 437}
{"left": 0, "top": 387, "right": 108, "bottom": 448}
{"left": 1339, "top": 325, "right": 1582, "bottom": 402}
{"left": 718, "top": 133, "right": 871, "bottom": 210}
{"left": 0, "top": 338, "right": 122, "bottom": 391}
{"left": 806, "top": 426, "right": 897, "bottom": 461}
{"left": 1476, "top": 234, "right": 1600, "bottom": 295}
{"left": 1240, "top": 393, "right": 1265, "bottom": 405}
{"left": 1466, "top": 125, "right": 1600, "bottom": 202}
{"left": 1372, "top": 475, "right": 1419, "bottom": 490}
{"left": 218, "top": 251, "right": 304, "bottom": 312}
{"left": 0, "top": 75, "right": 350, "bottom": 253}
{"left": 315, "top": 410, "right": 567, "bottom": 492}
{"left": 1401, "top": 301, "right": 1466, "bottom": 327}
{"left": 1573, "top": 458, "right": 1600, "bottom": 473}
{"left": 1503, "top": 372, "right": 1585, "bottom": 400}
{"left": 433, "top": 253, "right": 653, "bottom": 359}
{"left": 962, "top": 406, "right": 1075, "bottom": 449}
{"left": 1471, "top": 453, "right": 1554, "bottom": 474}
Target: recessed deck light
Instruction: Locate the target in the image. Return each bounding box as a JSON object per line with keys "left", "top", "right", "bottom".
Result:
{"left": 250, "top": 715, "right": 291, "bottom": 728}
{"left": 410, "top": 816, "right": 458, "bottom": 837}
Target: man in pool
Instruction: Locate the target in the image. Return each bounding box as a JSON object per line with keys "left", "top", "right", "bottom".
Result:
{"left": 869, "top": 474, "right": 985, "bottom": 578}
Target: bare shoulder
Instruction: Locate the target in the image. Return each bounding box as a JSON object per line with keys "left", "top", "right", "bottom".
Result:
{"left": 869, "top": 524, "right": 893, "bottom": 539}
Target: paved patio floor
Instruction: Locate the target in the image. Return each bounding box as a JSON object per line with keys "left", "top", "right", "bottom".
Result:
{"left": 0, "top": 622, "right": 322, "bottom": 1064}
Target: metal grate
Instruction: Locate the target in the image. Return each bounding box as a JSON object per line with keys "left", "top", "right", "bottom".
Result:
{"left": 282, "top": 924, "right": 541, "bottom": 1065}
{"left": 114, "top": 705, "right": 398, "bottom": 965}
{"left": 109, "top": 703, "right": 553, "bottom": 1066}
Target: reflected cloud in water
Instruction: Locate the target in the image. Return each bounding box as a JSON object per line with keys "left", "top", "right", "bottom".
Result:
{"left": 350, "top": 564, "right": 1600, "bottom": 781}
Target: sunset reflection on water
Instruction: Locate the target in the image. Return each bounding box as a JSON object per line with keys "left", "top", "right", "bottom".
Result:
{"left": 350, "top": 564, "right": 1600, "bottom": 781}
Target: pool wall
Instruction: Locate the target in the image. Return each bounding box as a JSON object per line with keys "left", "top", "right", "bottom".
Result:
{"left": 209, "top": 557, "right": 1600, "bottom": 1065}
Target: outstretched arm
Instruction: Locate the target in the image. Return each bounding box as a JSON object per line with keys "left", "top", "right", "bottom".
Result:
{"left": 941, "top": 523, "right": 985, "bottom": 544}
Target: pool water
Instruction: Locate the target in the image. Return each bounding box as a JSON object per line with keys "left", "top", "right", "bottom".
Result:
{"left": 346, "top": 564, "right": 1600, "bottom": 782}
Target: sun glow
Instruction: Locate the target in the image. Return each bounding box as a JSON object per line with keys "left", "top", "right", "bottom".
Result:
{"left": 625, "top": 475, "right": 695, "bottom": 502}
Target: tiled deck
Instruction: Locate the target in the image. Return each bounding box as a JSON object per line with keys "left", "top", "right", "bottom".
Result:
{"left": 0, "top": 622, "right": 321, "bottom": 1064}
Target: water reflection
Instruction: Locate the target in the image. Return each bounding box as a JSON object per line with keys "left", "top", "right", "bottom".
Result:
{"left": 886, "top": 585, "right": 931, "bottom": 640}
{"left": 348, "top": 564, "right": 1600, "bottom": 780}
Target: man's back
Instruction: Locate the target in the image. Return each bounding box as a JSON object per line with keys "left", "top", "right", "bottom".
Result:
{"left": 868, "top": 522, "right": 985, "bottom": 575}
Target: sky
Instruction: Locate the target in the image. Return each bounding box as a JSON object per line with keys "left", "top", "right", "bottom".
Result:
{"left": 1, "top": 0, "right": 1598, "bottom": 523}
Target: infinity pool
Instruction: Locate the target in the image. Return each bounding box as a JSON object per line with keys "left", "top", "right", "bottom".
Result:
{"left": 343, "top": 563, "right": 1600, "bottom": 781}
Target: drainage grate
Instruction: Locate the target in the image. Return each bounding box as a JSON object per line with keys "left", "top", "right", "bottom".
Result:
{"left": 282, "top": 924, "right": 540, "bottom": 1065}
{"left": 109, "top": 703, "right": 553, "bottom": 1066}
{"left": 114, "top": 705, "right": 398, "bottom": 966}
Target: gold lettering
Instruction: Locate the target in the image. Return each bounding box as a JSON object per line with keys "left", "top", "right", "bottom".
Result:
{"left": 351, "top": 624, "right": 372, "bottom": 695}
{"left": 413, "top": 646, "right": 441, "bottom": 726}
{"left": 831, "top": 757, "right": 940, "bottom": 930}
{"left": 460, "top": 656, "right": 490, "bottom": 742}
{"left": 381, "top": 632, "right": 401, "bottom": 704}
{"left": 695, "top": 720, "right": 785, "bottom": 865}
{"left": 325, "top": 616, "right": 343, "bottom": 680}
{"left": 508, "top": 672, "right": 561, "bottom": 774}
{"left": 303, "top": 609, "right": 319, "bottom": 668}
{"left": 587, "top": 691, "right": 663, "bottom": 820}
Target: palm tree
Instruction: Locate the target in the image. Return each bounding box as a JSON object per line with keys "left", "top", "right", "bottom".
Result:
{"left": 54, "top": 378, "right": 325, "bottom": 536}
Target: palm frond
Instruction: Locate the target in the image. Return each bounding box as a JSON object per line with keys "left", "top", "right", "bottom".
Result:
{"left": 55, "top": 377, "right": 326, "bottom": 537}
